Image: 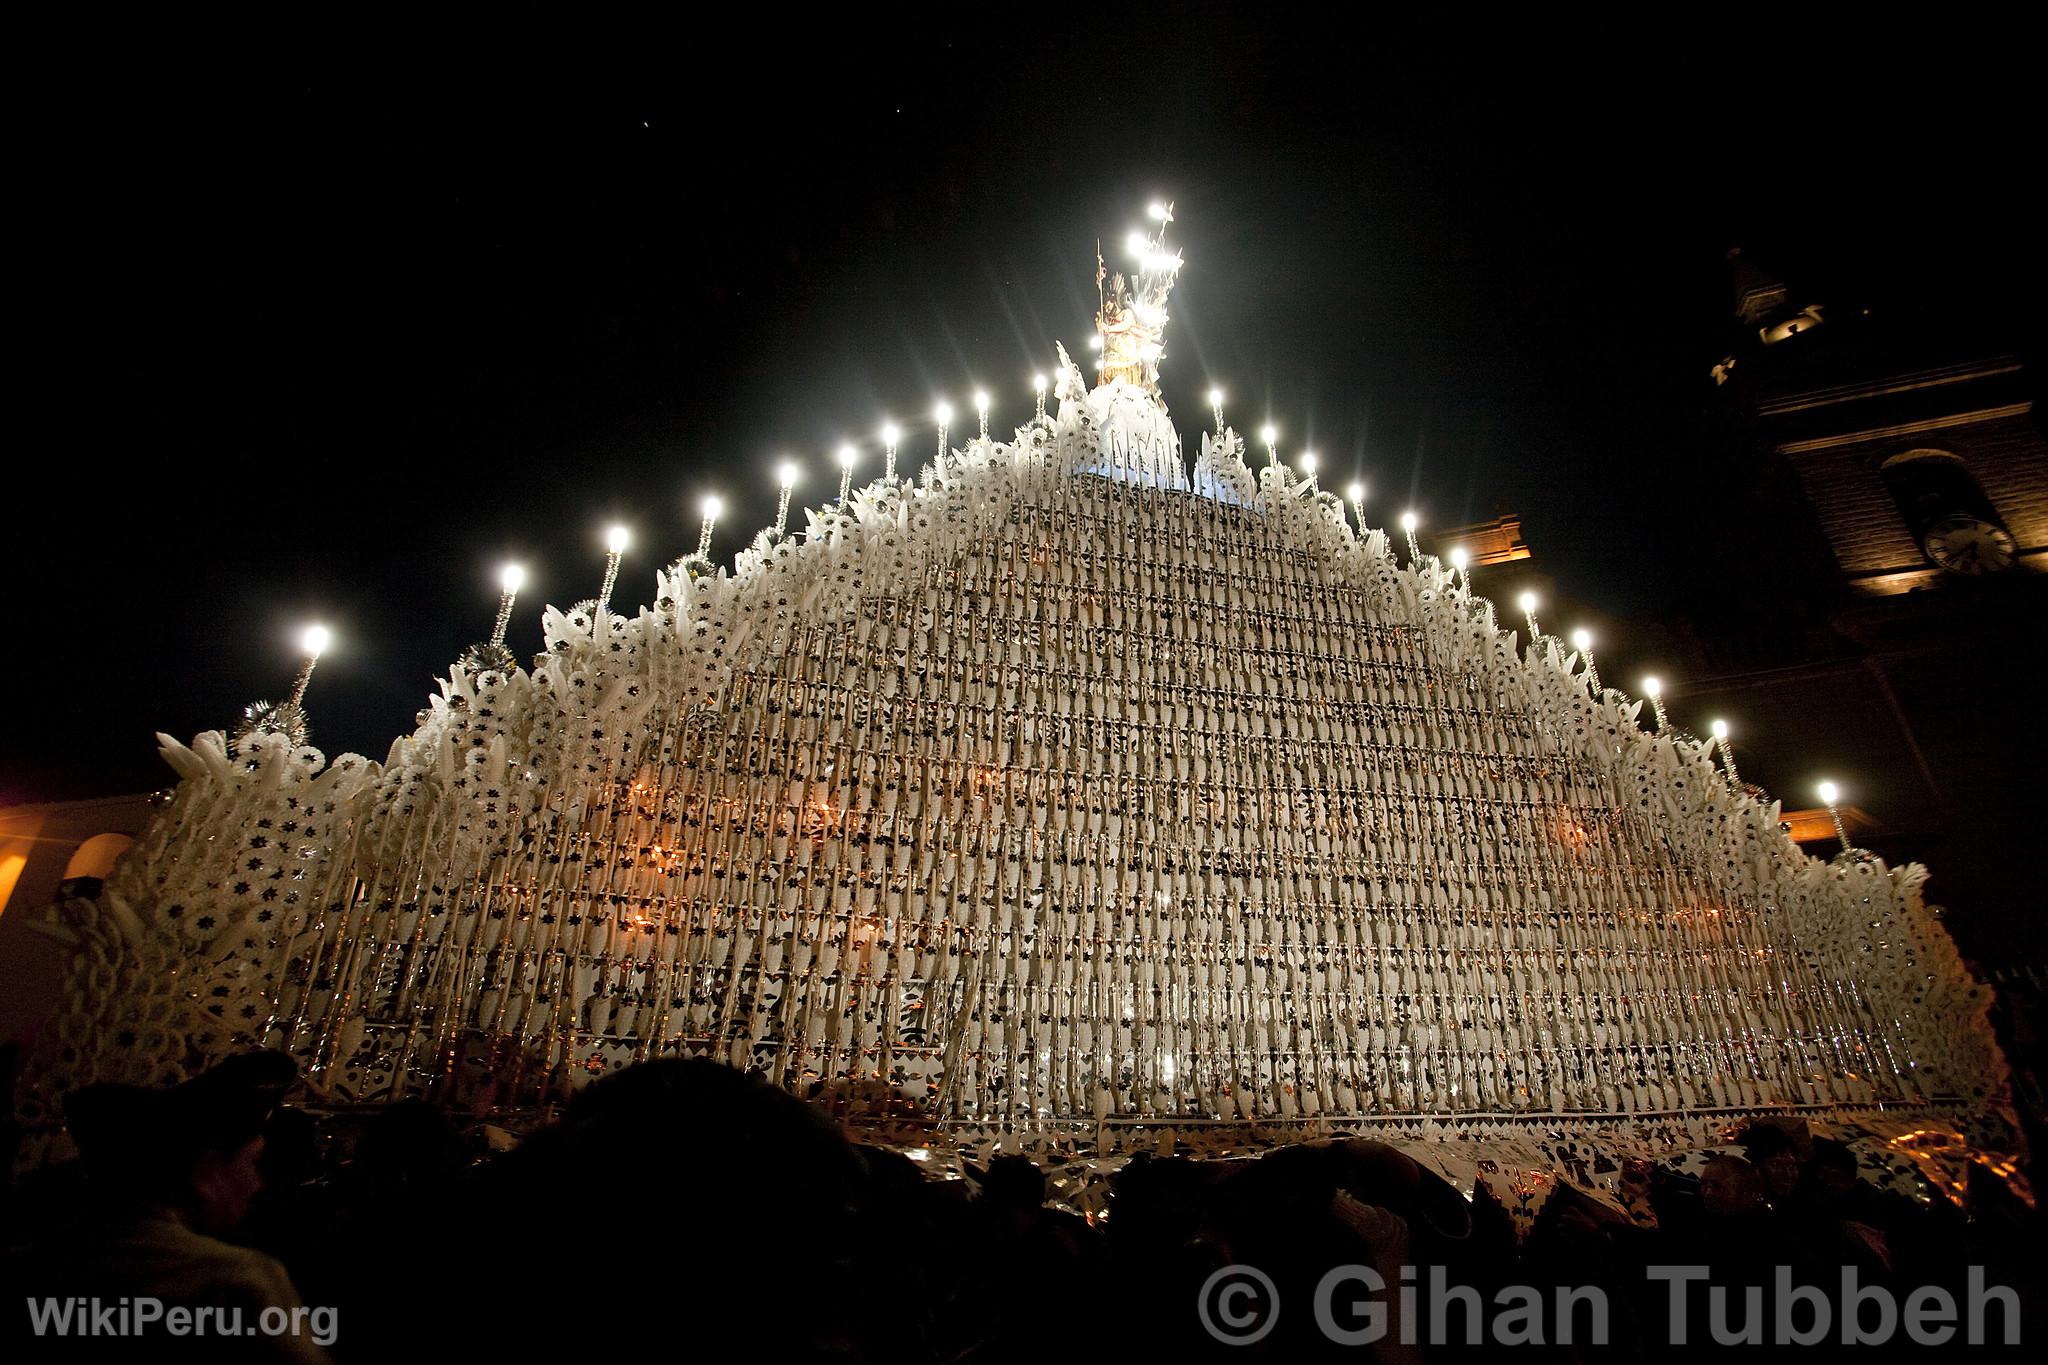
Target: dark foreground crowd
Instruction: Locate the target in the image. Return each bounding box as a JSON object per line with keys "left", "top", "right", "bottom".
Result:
{"left": 1, "top": 1053, "right": 2039, "bottom": 1361}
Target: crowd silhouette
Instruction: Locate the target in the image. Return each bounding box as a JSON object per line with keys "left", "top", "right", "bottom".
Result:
{"left": 2, "top": 1052, "right": 2038, "bottom": 1360}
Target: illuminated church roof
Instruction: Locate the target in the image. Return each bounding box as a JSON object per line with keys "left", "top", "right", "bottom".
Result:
{"left": 19, "top": 207, "right": 2009, "bottom": 1179}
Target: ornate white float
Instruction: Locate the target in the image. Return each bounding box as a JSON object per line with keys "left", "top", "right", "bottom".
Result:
{"left": 20, "top": 208, "right": 2011, "bottom": 1176}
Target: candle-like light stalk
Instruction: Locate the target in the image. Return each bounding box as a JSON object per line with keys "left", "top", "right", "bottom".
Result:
{"left": 599, "top": 525, "right": 629, "bottom": 609}
{"left": 1519, "top": 591, "right": 1541, "bottom": 639}
{"left": 1208, "top": 387, "right": 1225, "bottom": 435}
{"left": 1642, "top": 675, "right": 1669, "bottom": 733}
{"left": 1032, "top": 374, "right": 1047, "bottom": 421}
{"left": 1710, "top": 719, "right": 1740, "bottom": 790}
{"left": 880, "top": 423, "right": 899, "bottom": 482}
{"left": 1571, "top": 628, "right": 1600, "bottom": 693}
{"left": 974, "top": 390, "right": 990, "bottom": 440}
{"left": 774, "top": 461, "right": 798, "bottom": 534}
{"left": 934, "top": 401, "right": 952, "bottom": 461}
{"left": 836, "top": 444, "right": 856, "bottom": 502}
{"left": 1449, "top": 546, "right": 1469, "bottom": 592}
{"left": 491, "top": 563, "right": 524, "bottom": 649}
{"left": 1817, "top": 780, "right": 1851, "bottom": 856}
{"left": 289, "top": 624, "right": 329, "bottom": 707}
{"left": 696, "top": 495, "right": 723, "bottom": 560}
{"left": 1346, "top": 481, "right": 1366, "bottom": 532}
{"left": 1260, "top": 424, "right": 1278, "bottom": 467}
{"left": 1401, "top": 511, "right": 1421, "bottom": 563}
{"left": 1299, "top": 450, "right": 1317, "bottom": 488}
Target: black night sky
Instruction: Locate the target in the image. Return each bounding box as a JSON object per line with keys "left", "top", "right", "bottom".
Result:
{"left": 7, "top": 15, "right": 2040, "bottom": 803}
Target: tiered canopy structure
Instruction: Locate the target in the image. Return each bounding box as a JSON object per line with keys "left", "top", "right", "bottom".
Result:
{"left": 23, "top": 210, "right": 2007, "bottom": 1166}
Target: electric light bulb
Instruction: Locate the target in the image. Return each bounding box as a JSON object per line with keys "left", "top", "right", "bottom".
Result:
{"left": 1642, "top": 676, "right": 1662, "bottom": 699}
{"left": 836, "top": 444, "right": 856, "bottom": 469}
{"left": 974, "top": 390, "right": 989, "bottom": 414}
{"left": 301, "top": 624, "right": 331, "bottom": 657}
{"left": 702, "top": 495, "right": 724, "bottom": 520}
{"left": 1449, "top": 547, "right": 1468, "bottom": 572}
{"left": 1346, "top": 482, "right": 1364, "bottom": 503}
{"left": 880, "top": 422, "right": 899, "bottom": 446}
{"left": 1400, "top": 511, "right": 1419, "bottom": 532}
{"left": 1571, "top": 628, "right": 1591, "bottom": 653}
{"left": 1125, "top": 230, "right": 1146, "bottom": 257}
{"left": 1032, "top": 374, "right": 1047, "bottom": 395}
{"left": 606, "top": 525, "right": 629, "bottom": 554}
{"left": 500, "top": 563, "right": 526, "bottom": 594}
{"left": 1260, "top": 424, "right": 1277, "bottom": 445}
{"left": 1818, "top": 780, "right": 1840, "bottom": 806}
{"left": 776, "top": 460, "right": 798, "bottom": 488}
{"left": 1300, "top": 451, "right": 1317, "bottom": 475}
{"left": 1518, "top": 591, "right": 1537, "bottom": 613}
{"left": 1711, "top": 719, "right": 1728, "bottom": 740}
{"left": 1148, "top": 201, "right": 1169, "bottom": 221}
{"left": 1207, "top": 387, "right": 1223, "bottom": 408}
{"left": 934, "top": 401, "right": 952, "bottom": 425}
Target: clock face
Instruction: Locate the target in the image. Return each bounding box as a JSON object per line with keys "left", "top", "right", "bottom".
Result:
{"left": 1923, "top": 514, "right": 2017, "bottom": 575}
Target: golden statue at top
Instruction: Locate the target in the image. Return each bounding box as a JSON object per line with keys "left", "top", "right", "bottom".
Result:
{"left": 1094, "top": 201, "right": 1182, "bottom": 396}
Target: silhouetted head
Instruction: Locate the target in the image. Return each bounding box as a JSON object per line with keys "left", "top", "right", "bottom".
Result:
{"left": 1698, "top": 1155, "right": 1766, "bottom": 1219}
{"left": 65, "top": 1051, "right": 298, "bottom": 1232}
{"left": 979, "top": 1154, "right": 1046, "bottom": 1211}
{"left": 1740, "top": 1124, "right": 1801, "bottom": 1199}
{"left": 1808, "top": 1140, "right": 1860, "bottom": 1202}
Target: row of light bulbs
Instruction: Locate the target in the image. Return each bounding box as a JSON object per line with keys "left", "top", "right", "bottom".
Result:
{"left": 272, "top": 568, "right": 1861, "bottom": 855}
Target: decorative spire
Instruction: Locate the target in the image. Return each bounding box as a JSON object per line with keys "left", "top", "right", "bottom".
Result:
{"left": 1095, "top": 200, "right": 1182, "bottom": 395}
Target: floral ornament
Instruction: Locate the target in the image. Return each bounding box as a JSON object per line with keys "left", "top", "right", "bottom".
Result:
{"left": 230, "top": 699, "right": 308, "bottom": 755}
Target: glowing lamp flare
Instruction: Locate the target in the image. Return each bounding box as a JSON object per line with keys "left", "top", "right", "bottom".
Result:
{"left": 1816, "top": 781, "right": 1855, "bottom": 857}
{"left": 491, "top": 563, "right": 525, "bottom": 649}
{"left": 1519, "top": 591, "right": 1541, "bottom": 639}
{"left": 1345, "top": 481, "right": 1366, "bottom": 532}
{"left": 1207, "top": 387, "right": 1225, "bottom": 434}
{"left": 934, "top": 401, "right": 952, "bottom": 459}
{"left": 288, "top": 624, "right": 329, "bottom": 707}
{"left": 1642, "top": 675, "right": 1670, "bottom": 733}
{"left": 1299, "top": 450, "right": 1317, "bottom": 483}
{"left": 880, "top": 423, "right": 899, "bottom": 481}
{"left": 599, "top": 525, "right": 630, "bottom": 609}
{"left": 1032, "top": 373, "right": 1048, "bottom": 420}
{"left": 836, "top": 444, "right": 857, "bottom": 502}
{"left": 1260, "top": 425, "right": 1279, "bottom": 467}
{"left": 696, "top": 495, "right": 723, "bottom": 560}
{"left": 974, "top": 390, "right": 990, "bottom": 439}
{"left": 1569, "top": 628, "right": 1600, "bottom": 692}
{"left": 1400, "top": 510, "right": 1421, "bottom": 563}
{"left": 1710, "top": 719, "right": 1741, "bottom": 790}
{"left": 773, "top": 460, "right": 798, "bottom": 533}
